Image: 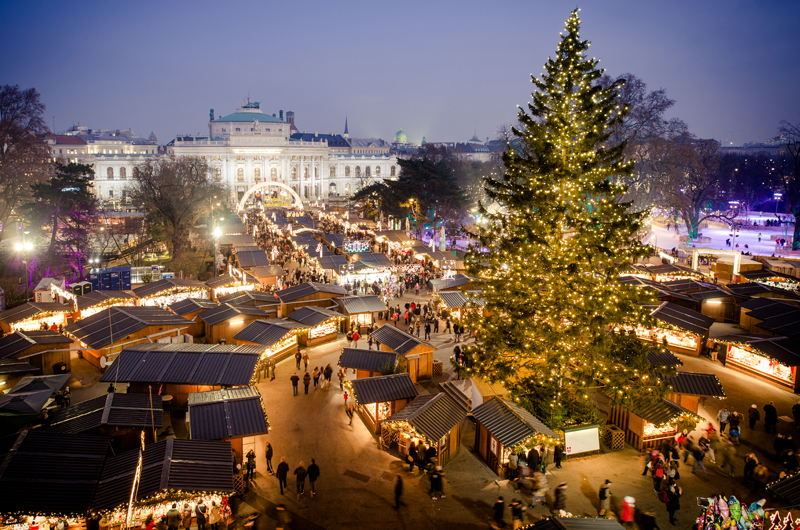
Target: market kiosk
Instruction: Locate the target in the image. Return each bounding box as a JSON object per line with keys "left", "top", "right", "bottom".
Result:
{"left": 338, "top": 348, "right": 398, "bottom": 379}
{"left": 0, "top": 302, "right": 73, "bottom": 333}
{"left": 233, "top": 319, "right": 303, "bottom": 362}
{"left": 133, "top": 278, "right": 210, "bottom": 307}
{"left": 712, "top": 334, "right": 800, "bottom": 393}
{"left": 73, "top": 290, "right": 137, "bottom": 321}
{"left": 287, "top": 306, "right": 344, "bottom": 347}
{"left": 347, "top": 373, "right": 418, "bottom": 435}
{"left": 665, "top": 371, "right": 726, "bottom": 413}
{"left": 622, "top": 302, "right": 714, "bottom": 356}
{"left": 436, "top": 290, "right": 484, "bottom": 320}
{"left": 335, "top": 295, "right": 389, "bottom": 333}
{"left": 206, "top": 273, "right": 255, "bottom": 301}
{"left": 248, "top": 265, "right": 287, "bottom": 288}
{"left": 167, "top": 298, "right": 218, "bottom": 338}
{"left": 382, "top": 392, "right": 466, "bottom": 466}
{"left": 0, "top": 330, "right": 73, "bottom": 375}
{"left": 429, "top": 274, "right": 475, "bottom": 293}
{"left": 198, "top": 303, "right": 268, "bottom": 344}
{"left": 371, "top": 324, "right": 435, "bottom": 383}
{"left": 273, "top": 282, "right": 349, "bottom": 317}
{"left": 470, "top": 397, "right": 559, "bottom": 477}
{"left": 608, "top": 398, "right": 701, "bottom": 451}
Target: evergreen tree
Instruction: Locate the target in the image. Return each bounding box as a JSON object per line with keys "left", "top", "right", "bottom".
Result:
{"left": 463, "top": 10, "right": 673, "bottom": 429}
{"left": 22, "top": 163, "right": 98, "bottom": 279}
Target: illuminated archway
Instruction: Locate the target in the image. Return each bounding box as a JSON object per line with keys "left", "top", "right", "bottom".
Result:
{"left": 237, "top": 181, "right": 304, "bottom": 211}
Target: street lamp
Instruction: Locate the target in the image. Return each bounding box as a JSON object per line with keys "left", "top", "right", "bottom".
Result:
{"left": 774, "top": 192, "right": 783, "bottom": 216}
{"left": 15, "top": 239, "right": 33, "bottom": 301}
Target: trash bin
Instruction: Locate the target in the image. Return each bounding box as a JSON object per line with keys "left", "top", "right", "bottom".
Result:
{"left": 53, "top": 362, "right": 67, "bottom": 374}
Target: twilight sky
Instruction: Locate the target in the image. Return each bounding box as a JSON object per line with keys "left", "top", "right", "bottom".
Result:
{"left": 2, "top": 0, "right": 798, "bottom": 147}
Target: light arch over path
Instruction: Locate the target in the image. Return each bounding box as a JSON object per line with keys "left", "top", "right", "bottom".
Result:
{"left": 237, "top": 181, "right": 304, "bottom": 211}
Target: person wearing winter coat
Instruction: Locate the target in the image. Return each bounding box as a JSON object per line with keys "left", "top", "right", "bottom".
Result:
{"left": 552, "top": 483, "right": 567, "bottom": 514}
{"left": 666, "top": 483, "right": 682, "bottom": 524}
{"left": 553, "top": 443, "right": 564, "bottom": 468}
{"left": 181, "top": 504, "right": 192, "bottom": 529}
{"left": 748, "top": 404, "right": 760, "bottom": 429}
{"left": 508, "top": 453, "right": 519, "bottom": 481}
{"left": 303, "top": 372, "right": 311, "bottom": 394}
{"left": 307, "top": 459, "right": 320, "bottom": 497}
{"left": 527, "top": 447, "right": 540, "bottom": 473}
{"left": 165, "top": 504, "right": 181, "bottom": 530}
{"left": 598, "top": 479, "right": 611, "bottom": 516}
{"left": 764, "top": 401, "right": 779, "bottom": 433}
{"left": 194, "top": 501, "right": 207, "bottom": 530}
{"left": 208, "top": 502, "right": 220, "bottom": 530}
{"left": 621, "top": 496, "right": 635, "bottom": 527}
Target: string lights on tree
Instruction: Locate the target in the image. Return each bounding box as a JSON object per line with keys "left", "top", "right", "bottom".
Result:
{"left": 463, "top": 9, "right": 675, "bottom": 430}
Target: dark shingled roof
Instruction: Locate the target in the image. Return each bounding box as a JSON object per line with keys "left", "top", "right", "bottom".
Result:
{"left": 188, "top": 386, "right": 268, "bottom": 440}
{"left": 768, "top": 471, "right": 800, "bottom": 504}
{"left": 0, "top": 430, "right": 111, "bottom": 515}
{"left": 250, "top": 265, "right": 287, "bottom": 278}
{"left": 322, "top": 233, "right": 347, "bottom": 247}
{"left": 287, "top": 306, "right": 343, "bottom": 327}
{"left": 0, "top": 330, "right": 72, "bottom": 359}
{"left": 219, "top": 234, "right": 256, "bottom": 246}
{"left": 338, "top": 348, "right": 397, "bottom": 372}
{"left": 236, "top": 250, "right": 271, "bottom": 269}
{"left": 385, "top": 393, "right": 466, "bottom": 443}
{"left": 526, "top": 516, "right": 626, "bottom": 530}
{"left": 48, "top": 393, "right": 163, "bottom": 434}
{"left": 349, "top": 373, "right": 418, "bottom": 405}
{"left": 169, "top": 298, "right": 218, "bottom": 316}
{"left": 438, "top": 290, "right": 485, "bottom": 308}
{"left": 667, "top": 371, "right": 726, "bottom": 397}
{"left": 617, "top": 275, "right": 696, "bottom": 302}
{"left": 0, "top": 358, "right": 40, "bottom": 376}
{"left": 646, "top": 349, "right": 683, "bottom": 366}
{"left": 335, "top": 295, "right": 389, "bottom": 314}
{"left": 275, "top": 282, "right": 348, "bottom": 302}
{"left": 205, "top": 273, "right": 240, "bottom": 289}
{"left": 316, "top": 255, "right": 349, "bottom": 270}
{"left": 373, "top": 230, "right": 410, "bottom": 242}
{"left": 629, "top": 398, "right": 697, "bottom": 426}
{"left": 99, "top": 343, "right": 261, "bottom": 385}
{"left": 647, "top": 263, "right": 702, "bottom": 276}
{"left": 651, "top": 302, "right": 715, "bottom": 336}
{"left": 133, "top": 278, "right": 209, "bottom": 299}
{"left": 0, "top": 302, "right": 72, "bottom": 325}
{"left": 358, "top": 252, "right": 394, "bottom": 268}
{"left": 439, "top": 381, "right": 471, "bottom": 411}
{"left": 471, "top": 398, "right": 557, "bottom": 447}
{"left": 738, "top": 298, "right": 781, "bottom": 310}
{"left": 92, "top": 438, "right": 234, "bottom": 511}
{"left": 716, "top": 335, "right": 800, "bottom": 366}
{"left": 370, "top": 325, "right": 427, "bottom": 355}
{"left": 217, "top": 290, "right": 281, "bottom": 306}
{"left": 233, "top": 319, "right": 302, "bottom": 347}
{"left": 8, "top": 373, "right": 69, "bottom": 394}
{"left": 76, "top": 290, "right": 136, "bottom": 310}
{"left": 429, "top": 274, "right": 473, "bottom": 291}
{"left": 65, "top": 307, "right": 190, "bottom": 350}
{"left": 197, "top": 303, "right": 267, "bottom": 326}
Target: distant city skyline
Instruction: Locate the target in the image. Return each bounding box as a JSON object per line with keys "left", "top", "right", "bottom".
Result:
{"left": 2, "top": 1, "right": 798, "bottom": 147}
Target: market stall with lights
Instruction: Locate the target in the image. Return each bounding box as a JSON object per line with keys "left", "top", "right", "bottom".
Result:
{"left": 0, "top": 302, "right": 73, "bottom": 333}
{"left": 133, "top": 279, "right": 210, "bottom": 307}
{"left": 167, "top": 298, "right": 218, "bottom": 338}
{"left": 273, "top": 282, "right": 349, "bottom": 318}
{"left": 198, "top": 303, "right": 268, "bottom": 345}
{"left": 206, "top": 273, "right": 255, "bottom": 301}
{"left": 620, "top": 301, "right": 714, "bottom": 356}
{"left": 233, "top": 319, "right": 304, "bottom": 363}
{"left": 371, "top": 324, "right": 435, "bottom": 383}
{"left": 665, "top": 371, "right": 726, "bottom": 414}
{"left": 90, "top": 438, "right": 234, "bottom": 529}
{"left": 740, "top": 268, "right": 800, "bottom": 295}
{"left": 436, "top": 290, "right": 484, "bottom": 320}
{"left": 338, "top": 348, "right": 398, "bottom": 379}
{"left": 346, "top": 373, "right": 418, "bottom": 435}
{"left": 644, "top": 263, "right": 706, "bottom": 283}
{"left": 335, "top": 295, "right": 389, "bottom": 333}
{"left": 470, "top": 397, "right": 560, "bottom": 477}
{"left": 428, "top": 274, "right": 475, "bottom": 293}
{"left": 73, "top": 290, "right": 137, "bottom": 321}
{"left": 286, "top": 306, "right": 344, "bottom": 347}
{"left": 712, "top": 334, "right": 800, "bottom": 393}
{"left": 608, "top": 397, "right": 702, "bottom": 451}
{"left": 382, "top": 392, "right": 466, "bottom": 466}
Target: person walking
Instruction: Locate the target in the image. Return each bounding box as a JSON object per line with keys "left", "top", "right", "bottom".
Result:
{"left": 312, "top": 367, "right": 320, "bottom": 389}
{"left": 307, "top": 459, "right": 320, "bottom": 497}
{"left": 717, "top": 406, "right": 731, "bottom": 433}
{"left": 691, "top": 445, "right": 707, "bottom": 478}
{"left": 491, "top": 496, "right": 506, "bottom": 529}
{"left": 743, "top": 453, "right": 758, "bottom": 486}
{"left": 276, "top": 458, "right": 289, "bottom": 495}
{"left": 394, "top": 474, "right": 403, "bottom": 510}
{"left": 302, "top": 351, "right": 309, "bottom": 372}
{"left": 324, "top": 364, "right": 333, "bottom": 388}
{"left": 642, "top": 449, "right": 653, "bottom": 475}
{"left": 265, "top": 442, "right": 274, "bottom": 475}
{"left": 749, "top": 404, "right": 760, "bottom": 430}
{"left": 338, "top": 367, "right": 346, "bottom": 390}
{"left": 620, "top": 496, "right": 635, "bottom": 529}
{"left": 275, "top": 504, "right": 291, "bottom": 530}
{"left": 290, "top": 373, "right": 299, "bottom": 396}
{"left": 295, "top": 349, "right": 302, "bottom": 369}
{"left": 345, "top": 400, "right": 355, "bottom": 425}
{"left": 165, "top": 504, "right": 181, "bottom": 530}
{"left": 303, "top": 372, "right": 311, "bottom": 394}
{"left": 764, "top": 401, "right": 779, "bottom": 433}
{"left": 598, "top": 479, "right": 611, "bottom": 516}
{"left": 294, "top": 461, "right": 307, "bottom": 500}
{"left": 554, "top": 443, "right": 564, "bottom": 468}
{"left": 653, "top": 459, "right": 666, "bottom": 492}
{"left": 508, "top": 452, "right": 518, "bottom": 481}
{"left": 208, "top": 502, "right": 220, "bottom": 530}
{"left": 429, "top": 466, "right": 444, "bottom": 499}
{"left": 424, "top": 322, "right": 431, "bottom": 341}
{"left": 408, "top": 441, "right": 418, "bottom": 473}
{"left": 718, "top": 441, "right": 736, "bottom": 477}
{"left": 352, "top": 330, "right": 360, "bottom": 348}
{"left": 552, "top": 483, "right": 567, "bottom": 515}
{"left": 666, "top": 483, "right": 682, "bottom": 525}
{"left": 433, "top": 317, "right": 439, "bottom": 333}
{"left": 528, "top": 447, "right": 540, "bottom": 474}
{"left": 508, "top": 498, "right": 523, "bottom": 530}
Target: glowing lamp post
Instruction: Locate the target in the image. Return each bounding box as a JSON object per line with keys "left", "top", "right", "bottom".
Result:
{"left": 774, "top": 192, "right": 783, "bottom": 216}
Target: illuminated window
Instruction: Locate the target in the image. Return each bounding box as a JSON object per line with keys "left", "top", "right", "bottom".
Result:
{"left": 271, "top": 168, "right": 277, "bottom": 181}
{"left": 345, "top": 166, "right": 350, "bottom": 176}
{"left": 107, "top": 167, "right": 114, "bottom": 179}
{"left": 254, "top": 167, "right": 261, "bottom": 180}
{"left": 329, "top": 166, "right": 336, "bottom": 177}
{"left": 237, "top": 168, "right": 244, "bottom": 181}
{"left": 391, "top": 166, "right": 396, "bottom": 176}
{"left": 375, "top": 166, "right": 381, "bottom": 176}
{"left": 119, "top": 167, "right": 126, "bottom": 179}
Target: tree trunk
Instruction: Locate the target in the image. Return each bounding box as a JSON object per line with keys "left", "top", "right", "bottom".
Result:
{"left": 793, "top": 212, "right": 800, "bottom": 251}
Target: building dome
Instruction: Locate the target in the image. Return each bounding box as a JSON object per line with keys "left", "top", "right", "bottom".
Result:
{"left": 394, "top": 129, "right": 407, "bottom": 144}
{"left": 421, "top": 136, "right": 427, "bottom": 146}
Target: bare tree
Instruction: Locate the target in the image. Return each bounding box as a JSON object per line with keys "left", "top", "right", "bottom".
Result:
{"left": 776, "top": 120, "right": 800, "bottom": 249}
{"left": 0, "top": 85, "right": 51, "bottom": 237}
{"left": 129, "top": 157, "right": 225, "bottom": 261}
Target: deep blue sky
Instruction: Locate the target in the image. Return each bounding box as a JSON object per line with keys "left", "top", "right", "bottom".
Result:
{"left": 2, "top": 0, "right": 798, "bottom": 146}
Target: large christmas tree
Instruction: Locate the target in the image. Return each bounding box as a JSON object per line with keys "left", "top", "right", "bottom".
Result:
{"left": 463, "top": 10, "right": 673, "bottom": 429}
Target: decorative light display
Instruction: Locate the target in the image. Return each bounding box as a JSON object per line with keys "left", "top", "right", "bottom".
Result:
{"left": 308, "top": 319, "right": 341, "bottom": 340}
{"left": 727, "top": 346, "right": 793, "bottom": 384}
{"left": 10, "top": 311, "right": 69, "bottom": 332}
{"left": 80, "top": 299, "right": 136, "bottom": 320}
{"left": 139, "top": 288, "right": 209, "bottom": 307}
{"left": 344, "top": 240, "right": 370, "bottom": 253}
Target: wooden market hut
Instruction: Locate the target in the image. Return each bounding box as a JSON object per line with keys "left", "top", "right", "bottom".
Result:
{"left": 0, "top": 431, "right": 112, "bottom": 519}
{"left": 206, "top": 273, "right": 250, "bottom": 301}
{"left": 338, "top": 348, "right": 398, "bottom": 379}
{"left": 73, "top": 290, "right": 137, "bottom": 321}
{"left": 91, "top": 438, "right": 234, "bottom": 526}
{"left": 47, "top": 393, "right": 163, "bottom": 452}
{"left": 188, "top": 386, "right": 269, "bottom": 462}
{"left": 436, "top": 290, "right": 484, "bottom": 320}
{"left": 217, "top": 291, "right": 281, "bottom": 314}
{"left": 643, "top": 263, "right": 705, "bottom": 283}
{"left": 168, "top": 298, "right": 218, "bottom": 338}
{"left": 233, "top": 319, "right": 304, "bottom": 361}
{"left": 727, "top": 282, "right": 800, "bottom": 304}
{"left": 335, "top": 295, "right": 389, "bottom": 333}
{"left": 0, "top": 330, "right": 73, "bottom": 375}
{"left": 348, "top": 373, "right": 418, "bottom": 434}
{"left": 382, "top": 392, "right": 467, "bottom": 466}
{"left": 737, "top": 299, "right": 800, "bottom": 337}
{"left": 370, "top": 324, "right": 435, "bottom": 383}
{"left": 645, "top": 302, "right": 715, "bottom": 355}
{"left": 234, "top": 249, "right": 272, "bottom": 270}
{"left": 287, "top": 306, "right": 344, "bottom": 347}
{"left": 274, "top": 282, "right": 349, "bottom": 317}
{"left": 249, "top": 265, "right": 287, "bottom": 288}
{"left": 0, "top": 358, "right": 40, "bottom": 389}
{"left": 133, "top": 278, "right": 210, "bottom": 307}
{"left": 712, "top": 334, "right": 800, "bottom": 392}
{"left": 429, "top": 274, "right": 475, "bottom": 293}
{"left": 665, "top": 371, "right": 726, "bottom": 413}
{"left": 739, "top": 268, "right": 800, "bottom": 295}
{"left": 470, "top": 397, "right": 558, "bottom": 476}
{"left": 198, "top": 303, "right": 269, "bottom": 344}
{"left": 99, "top": 343, "right": 262, "bottom": 409}
{"left": 0, "top": 302, "right": 73, "bottom": 334}
{"left": 65, "top": 306, "right": 192, "bottom": 369}
{"left": 608, "top": 398, "right": 701, "bottom": 451}
{"left": 660, "top": 279, "right": 737, "bottom": 322}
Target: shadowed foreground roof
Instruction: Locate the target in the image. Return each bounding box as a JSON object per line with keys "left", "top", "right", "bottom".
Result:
{"left": 188, "top": 386, "right": 268, "bottom": 440}
{"left": 471, "top": 397, "right": 557, "bottom": 447}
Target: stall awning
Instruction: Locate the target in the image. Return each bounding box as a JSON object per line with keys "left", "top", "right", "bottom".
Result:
{"left": 236, "top": 250, "right": 271, "bottom": 268}
{"left": 287, "top": 306, "right": 343, "bottom": 327}
{"left": 470, "top": 397, "right": 557, "bottom": 448}
{"left": 99, "top": 343, "right": 262, "bottom": 385}
{"left": 767, "top": 470, "right": 800, "bottom": 504}
{"left": 188, "top": 386, "right": 268, "bottom": 440}
{"left": 250, "top": 265, "right": 287, "bottom": 278}
{"left": 133, "top": 278, "right": 209, "bottom": 299}
{"left": 339, "top": 348, "right": 397, "bottom": 372}
{"left": 168, "top": 298, "right": 218, "bottom": 317}
{"left": 357, "top": 252, "right": 394, "bottom": 268}
{"left": 385, "top": 393, "right": 466, "bottom": 443}
{"left": 317, "top": 255, "right": 350, "bottom": 271}
{"left": 0, "top": 302, "right": 73, "bottom": 325}
{"left": 651, "top": 301, "right": 715, "bottom": 336}
{"left": 716, "top": 334, "right": 800, "bottom": 367}
{"left": 205, "top": 273, "right": 240, "bottom": 289}
{"left": 646, "top": 349, "right": 682, "bottom": 366}
{"left": 218, "top": 290, "right": 281, "bottom": 306}
{"left": 666, "top": 371, "right": 726, "bottom": 398}
{"left": 92, "top": 438, "right": 234, "bottom": 511}
{"left": 65, "top": 306, "right": 190, "bottom": 350}
{"left": 370, "top": 324, "right": 427, "bottom": 355}
{"left": 198, "top": 303, "right": 267, "bottom": 326}
{"left": 629, "top": 398, "right": 699, "bottom": 427}
{"left": 322, "top": 233, "right": 347, "bottom": 248}
{"left": 48, "top": 393, "right": 164, "bottom": 434}
{"left": 8, "top": 373, "right": 70, "bottom": 394}
{"left": 373, "top": 230, "right": 410, "bottom": 243}
{"left": 336, "top": 295, "right": 389, "bottom": 315}
{"left": 275, "top": 282, "right": 348, "bottom": 303}
{"left": 349, "top": 373, "right": 418, "bottom": 405}
{"left": 438, "top": 290, "right": 484, "bottom": 309}
{"left": 0, "top": 330, "right": 72, "bottom": 359}
{"left": 234, "top": 319, "right": 303, "bottom": 347}
{"left": 76, "top": 290, "right": 137, "bottom": 310}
